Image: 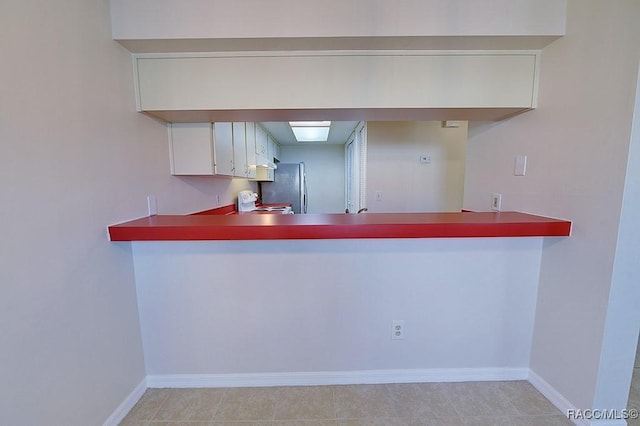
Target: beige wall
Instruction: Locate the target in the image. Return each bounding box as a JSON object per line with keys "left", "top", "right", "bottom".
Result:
{"left": 367, "top": 122, "right": 467, "bottom": 213}
{"left": 0, "top": 1, "right": 254, "bottom": 424}
{"left": 463, "top": 0, "right": 640, "bottom": 411}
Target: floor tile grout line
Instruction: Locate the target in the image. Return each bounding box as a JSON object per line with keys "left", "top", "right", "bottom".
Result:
{"left": 331, "top": 384, "right": 338, "bottom": 421}
{"left": 272, "top": 386, "right": 280, "bottom": 421}
{"left": 208, "top": 387, "right": 227, "bottom": 422}
{"left": 147, "top": 388, "right": 171, "bottom": 422}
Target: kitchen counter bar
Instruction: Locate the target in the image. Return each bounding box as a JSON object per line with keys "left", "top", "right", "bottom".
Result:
{"left": 108, "top": 211, "right": 571, "bottom": 241}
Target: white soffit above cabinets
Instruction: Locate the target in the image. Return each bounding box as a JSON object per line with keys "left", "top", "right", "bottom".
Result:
{"left": 133, "top": 51, "right": 541, "bottom": 123}
{"left": 112, "top": 0, "right": 564, "bottom": 122}
{"left": 110, "top": 0, "right": 566, "bottom": 53}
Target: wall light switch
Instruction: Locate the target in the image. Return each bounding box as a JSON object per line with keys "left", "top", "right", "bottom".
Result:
{"left": 491, "top": 193, "right": 502, "bottom": 211}
{"left": 147, "top": 195, "right": 158, "bottom": 216}
{"left": 514, "top": 155, "right": 527, "bottom": 176}
{"left": 420, "top": 154, "right": 431, "bottom": 164}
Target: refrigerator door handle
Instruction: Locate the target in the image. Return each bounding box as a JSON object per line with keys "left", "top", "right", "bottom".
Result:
{"left": 303, "top": 174, "right": 308, "bottom": 213}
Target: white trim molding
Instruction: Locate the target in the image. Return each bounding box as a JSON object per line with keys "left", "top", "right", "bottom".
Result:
{"left": 527, "top": 370, "right": 628, "bottom": 426}
{"left": 102, "top": 378, "right": 147, "bottom": 426}
{"left": 146, "top": 367, "right": 529, "bottom": 389}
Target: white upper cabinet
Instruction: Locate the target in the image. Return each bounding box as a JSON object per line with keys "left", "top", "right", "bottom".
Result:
{"left": 212, "top": 122, "right": 234, "bottom": 176}
{"left": 232, "top": 122, "right": 247, "bottom": 178}
{"left": 255, "top": 124, "right": 268, "bottom": 157}
{"left": 169, "top": 123, "right": 214, "bottom": 175}
{"left": 272, "top": 137, "right": 280, "bottom": 162}
{"left": 169, "top": 121, "right": 274, "bottom": 178}
{"left": 168, "top": 122, "right": 237, "bottom": 176}
{"left": 267, "top": 135, "right": 275, "bottom": 162}
{"left": 253, "top": 124, "right": 278, "bottom": 182}
{"left": 245, "top": 122, "right": 257, "bottom": 179}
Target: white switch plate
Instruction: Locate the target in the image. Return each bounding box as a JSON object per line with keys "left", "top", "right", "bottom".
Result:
{"left": 375, "top": 191, "right": 383, "bottom": 201}
{"left": 514, "top": 155, "right": 527, "bottom": 176}
{"left": 147, "top": 195, "right": 158, "bottom": 216}
{"left": 420, "top": 154, "right": 431, "bottom": 164}
{"left": 491, "top": 193, "right": 502, "bottom": 211}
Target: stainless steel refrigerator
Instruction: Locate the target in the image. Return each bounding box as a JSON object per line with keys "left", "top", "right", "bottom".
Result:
{"left": 260, "top": 163, "right": 308, "bottom": 214}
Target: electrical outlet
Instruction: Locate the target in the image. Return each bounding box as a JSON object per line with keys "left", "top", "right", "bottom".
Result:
{"left": 392, "top": 320, "right": 405, "bottom": 340}
{"left": 491, "top": 193, "right": 502, "bottom": 211}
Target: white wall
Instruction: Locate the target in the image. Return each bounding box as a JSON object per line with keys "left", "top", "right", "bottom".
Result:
{"left": 110, "top": 0, "right": 566, "bottom": 40}
{"left": 0, "top": 1, "right": 254, "bottom": 424}
{"left": 463, "top": 0, "right": 640, "bottom": 412}
{"left": 367, "top": 122, "right": 467, "bottom": 213}
{"left": 133, "top": 238, "right": 542, "bottom": 377}
{"left": 279, "top": 145, "right": 345, "bottom": 213}
{"left": 591, "top": 59, "right": 640, "bottom": 412}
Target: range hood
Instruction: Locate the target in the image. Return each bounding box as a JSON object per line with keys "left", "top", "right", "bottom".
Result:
{"left": 252, "top": 154, "right": 277, "bottom": 169}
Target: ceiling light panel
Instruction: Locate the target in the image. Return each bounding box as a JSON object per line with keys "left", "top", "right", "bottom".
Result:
{"left": 291, "top": 126, "right": 330, "bottom": 142}
{"left": 289, "top": 121, "right": 331, "bottom": 142}
{"left": 288, "top": 121, "right": 331, "bottom": 127}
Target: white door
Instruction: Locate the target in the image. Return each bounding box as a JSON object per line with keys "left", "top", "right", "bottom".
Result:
{"left": 355, "top": 122, "right": 367, "bottom": 210}
{"left": 344, "top": 122, "right": 367, "bottom": 213}
{"left": 345, "top": 134, "right": 357, "bottom": 213}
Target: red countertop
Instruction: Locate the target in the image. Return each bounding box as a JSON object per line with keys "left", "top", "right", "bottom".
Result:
{"left": 108, "top": 211, "right": 571, "bottom": 241}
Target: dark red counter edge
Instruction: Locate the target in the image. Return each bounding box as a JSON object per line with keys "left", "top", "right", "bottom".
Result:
{"left": 108, "top": 216, "right": 571, "bottom": 241}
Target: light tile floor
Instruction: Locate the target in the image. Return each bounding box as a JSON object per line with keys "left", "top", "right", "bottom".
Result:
{"left": 119, "top": 381, "right": 573, "bottom": 425}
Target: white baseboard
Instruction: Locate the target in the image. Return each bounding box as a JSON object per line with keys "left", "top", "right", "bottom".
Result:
{"left": 103, "top": 377, "right": 147, "bottom": 426}
{"left": 146, "top": 367, "right": 529, "bottom": 388}
{"left": 527, "top": 370, "right": 628, "bottom": 426}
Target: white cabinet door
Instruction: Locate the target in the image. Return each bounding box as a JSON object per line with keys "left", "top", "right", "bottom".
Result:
{"left": 273, "top": 140, "right": 280, "bottom": 162}
{"left": 267, "top": 135, "right": 275, "bottom": 162}
{"left": 256, "top": 124, "right": 268, "bottom": 156}
{"left": 245, "top": 122, "right": 257, "bottom": 179}
{"left": 213, "top": 122, "right": 234, "bottom": 176}
{"left": 254, "top": 124, "right": 272, "bottom": 181}
{"left": 169, "top": 123, "right": 214, "bottom": 175}
{"left": 232, "top": 122, "right": 247, "bottom": 177}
